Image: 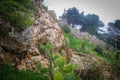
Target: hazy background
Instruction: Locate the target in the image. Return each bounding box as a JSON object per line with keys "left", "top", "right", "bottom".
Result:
{"left": 44, "top": 0, "right": 120, "bottom": 25}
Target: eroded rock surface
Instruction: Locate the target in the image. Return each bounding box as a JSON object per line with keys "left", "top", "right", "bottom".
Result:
{"left": 0, "top": 1, "right": 64, "bottom": 69}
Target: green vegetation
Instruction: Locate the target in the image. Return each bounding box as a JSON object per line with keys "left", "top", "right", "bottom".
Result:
{"left": 61, "top": 25, "right": 71, "bottom": 33}
{"left": 106, "top": 19, "right": 120, "bottom": 49}
{"left": 0, "top": 0, "right": 120, "bottom": 79}
{"left": 0, "top": 42, "right": 81, "bottom": 80}
{"left": 0, "top": 64, "right": 47, "bottom": 80}
{"left": 60, "top": 7, "right": 120, "bottom": 79}
{"left": 0, "top": 0, "right": 34, "bottom": 33}
{"left": 7, "top": 13, "right": 33, "bottom": 32}
{"left": 61, "top": 7, "right": 104, "bottom": 35}
{"left": 65, "top": 33, "right": 120, "bottom": 77}
{"left": 39, "top": 42, "right": 81, "bottom": 80}
{"left": 65, "top": 33, "right": 95, "bottom": 54}
{"left": 111, "top": 50, "right": 120, "bottom": 75}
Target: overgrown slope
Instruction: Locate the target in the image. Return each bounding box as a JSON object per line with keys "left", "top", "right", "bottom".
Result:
{"left": 0, "top": 0, "right": 120, "bottom": 80}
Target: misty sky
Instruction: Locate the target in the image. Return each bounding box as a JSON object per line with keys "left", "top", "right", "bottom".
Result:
{"left": 44, "top": 0, "right": 120, "bottom": 25}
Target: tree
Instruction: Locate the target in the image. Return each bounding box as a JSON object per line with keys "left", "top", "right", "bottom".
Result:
{"left": 61, "top": 7, "right": 104, "bottom": 36}
{"left": 107, "top": 19, "right": 120, "bottom": 49}
{"left": 63, "top": 7, "right": 83, "bottom": 27}
{"left": 40, "top": 0, "right": 44, "bottom": 2}
{"left": 114, "top": 20, "right": 120, "bottom": 29}
{"left": 80, "top": 14, "right": 103, "bottom": 35}
{"left": 61, "top": 25, "right": 71, "bottom": 33}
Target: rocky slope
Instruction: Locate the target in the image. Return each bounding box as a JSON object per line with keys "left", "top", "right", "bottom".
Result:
{"left": 58, "top": 19, "right": 120, "bottom": 80}
{"left": 0, "top": 0, "right": 64, "bottom": 69}
{"left": 71, "top": 53, "right": 119, "bottom": 80}
{"left": 0, "top": 1, "right": 119, "bottom": 79}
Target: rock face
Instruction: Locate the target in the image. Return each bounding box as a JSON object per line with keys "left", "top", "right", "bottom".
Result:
{"left": 0, "top": 1, "right": 119, "bottom": 79}
{"left": 0, "top": 3, "right": 63, "bottom": 53}
{"left": 0, "top": 1, "right": 64, "bottom": 68}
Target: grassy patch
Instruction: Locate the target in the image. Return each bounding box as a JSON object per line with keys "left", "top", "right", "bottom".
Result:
{"left": 0, "top": 64, "right": 48, "bottom": 80}
{"left": 0, "top": 0, "right": 35, "bottom": 34}
{"left": 65, "top": 33, "right": 95, "bottom": 54}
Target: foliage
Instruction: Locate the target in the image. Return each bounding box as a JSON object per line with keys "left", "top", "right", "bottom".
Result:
{"left": 0, "top": 64, "right": 47, "bottom": 80}
{"left": 81, "top": 14, "right": 102, "bottom": 35}
{"left": 94, "top": 45, "right": 115, "bottom": 60}
{"left": 0, "top": 42, "right": 81, "bottom": 80}
{"left": 53, "top": 54, "right": 78, "bottom": 80}
{"left": 39, "top": 42, "right": 80, "bottom": 80}
{"left": 111, "top": 50, "right": 120, "bottom": 75}
{"left": 34, "top": 63, "right": 49, "bottom": 80}
{"left": 107, "top": 19, "right": 120, "bottom": 49}
{"left": 113, "top": 20, "right": 120, "bottom": 29}
{"left": 61, "top": 25, "right": 71, "bottom": 33}
{"left": 64, "top": 32, "right": 120, "bottom": 79}
{"left": 61, "top": 7, "right": 104, "bottom": 36}
{"left": 65, "top": 33, "right": 95, "bottom": 54}
{"left": 65, "top": 7, "right": 82, "bottom": 26}
{"left": 94, "top": 46, "right": 120, "bottom": 76}
{"left": 0, "top": 0, "right": 34, "bottom": 33}
{"left": 7, "top": 13, "right": 33, "bottom": 32}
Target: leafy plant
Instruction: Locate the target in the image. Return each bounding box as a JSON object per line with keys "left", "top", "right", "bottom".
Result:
{"left": 53, "top": 54, "right": 77, "bottom": 80}
{"left": 61, "top": 25, "right": 71, "bottom": 33}
{"left": 39, "top": 42, "right": 80, "bottom": 80}
{"left": 0, "top": 64, "right": 48, "bottom": 80}
{"left": 33, "top": 63, "right": 49, "bottom": 80}
{"left": 7, "top": 13, "right": 33, "bottom": 32}
{"left": 65, "top": 33, "right": 95, "bottom": 54}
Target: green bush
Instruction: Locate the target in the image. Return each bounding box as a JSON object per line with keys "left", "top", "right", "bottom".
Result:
{"left": 0, "top": 1, "right": 26, "bottom": 13}
{"left": 39, "top": 42, "right": 81, "bottom": 80}
{"left": 61, "top": 25, "right": 71, "bottom": 33}
{"left": 14, "top": 0, "right": 34, "bottom": 9}
{"left": 0, "top": 0, "right": 34, "bottom": 33}
{"left": 111, "top": 50, "right": 120, "bottom": 75}
{"left": 7, "top": 13, "right": 33, "bottom": 32}
{"left": 65, "top": 33, "right": 95, "bottom": 54}
{"left": 53, "top": 54, "right": 78, "bottom": 80}
{"left": 0, "top": 64, "right": 47, "bottom": 80}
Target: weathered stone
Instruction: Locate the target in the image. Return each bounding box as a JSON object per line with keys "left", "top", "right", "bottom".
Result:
{"left": 0, "top": 3, "right": 64, "bottom": 55}
{"left": 31, "top": 55, "right": 42, "bottom": 62}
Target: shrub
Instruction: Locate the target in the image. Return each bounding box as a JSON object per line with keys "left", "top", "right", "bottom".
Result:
{"left": 0, "top": 64, "right": 47, "bottom": 80}
{"left": 111, "top": 50, "right": 120, "bottom": 75}
{"left": 65, "top": 33, "right": 95, "bottom": 54}
{"left": 61, "top": 25, "right": 71, "bottom": 33}
{"left": 0, "top": 0, "right": 34, "bottom": 33}
{"left": 33, "top": 63, "right": 49, "bottom": 80}
{"left": 39, "top": 42, "right": 81, "bottom": 80}
{"left": 7, "top": 13, "right": 33, "bottom": 32}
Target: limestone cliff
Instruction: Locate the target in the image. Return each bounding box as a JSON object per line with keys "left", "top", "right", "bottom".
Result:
{"left": 0, "top": 0, "right": 64, "bottom": 69}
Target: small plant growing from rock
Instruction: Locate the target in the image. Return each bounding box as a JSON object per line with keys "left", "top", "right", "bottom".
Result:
{"left": 39, "top": 42, "right": 79, "bottom": 80}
